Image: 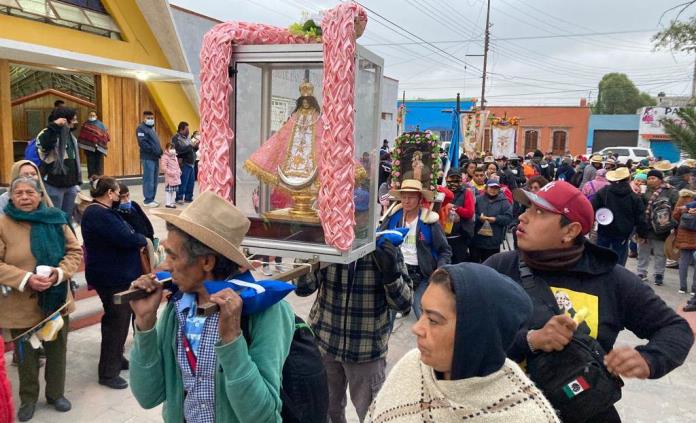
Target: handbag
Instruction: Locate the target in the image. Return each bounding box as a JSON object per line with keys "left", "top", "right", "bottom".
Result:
{"left": 518, "top": 259, "right": 623, "bottom": 423}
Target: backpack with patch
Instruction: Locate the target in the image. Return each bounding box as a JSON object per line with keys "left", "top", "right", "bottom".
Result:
{"left": 241, "top": 314, "right": 329, "bottom": 423}
{"left": 651, "top": 197, "right": 675, "bottom": 234}
{"left": 24, "top": 138, "right": 41, "bottom": 167}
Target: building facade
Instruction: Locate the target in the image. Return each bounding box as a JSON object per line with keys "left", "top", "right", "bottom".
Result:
{"left": 0, "top": 0, "right": 199, "bottom": 184}
{"left": 483, "top": 104, "right": 590, "bottom": 157}
{"left": 587, "top": 114, "right": 640, "bottom": 153}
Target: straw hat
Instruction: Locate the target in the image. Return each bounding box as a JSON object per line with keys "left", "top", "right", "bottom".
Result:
{"left": 653, "top": 160, "right": 673, "bottom": 172}
{"left": 606, "top": 167, "right": 630, "bottom": 182}
{"left": 684, "top": 159, "right": 696, "bottom": 168}
{"left": 590, "top": 154, "right": 603, "bottom": 164}
{"left": 152, "top": 191, "right": 254, "bottom": 269}
{"left": 389, "top": 179, "right": 434, "bottom": 201}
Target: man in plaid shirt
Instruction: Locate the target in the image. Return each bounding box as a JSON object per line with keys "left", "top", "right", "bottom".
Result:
{"left": 295, "top": 241, "right": 412, "bottom": 423}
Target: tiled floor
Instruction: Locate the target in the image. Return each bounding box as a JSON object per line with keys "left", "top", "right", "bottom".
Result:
{"left": 3, "top": 183, "right": 695, "bottom": 422}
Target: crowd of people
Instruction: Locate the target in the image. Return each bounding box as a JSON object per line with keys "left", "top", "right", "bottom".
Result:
{"left": 0, "top": 126, "right": 694, "bottom": 423}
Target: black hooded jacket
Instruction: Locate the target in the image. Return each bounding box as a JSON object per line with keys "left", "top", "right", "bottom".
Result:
{"left": 484, "top": 242, "right": 693, "bottom": 380}
{"left": 440, "top": 263, "right": 533, "bottom": 379}
{"left": 591, "top": 180, "right": 646, "bottom": 240}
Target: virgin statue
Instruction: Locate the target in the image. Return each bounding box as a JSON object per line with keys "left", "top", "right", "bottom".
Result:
{"left": 244, "top": 80, "right": 324, "bottom": 221}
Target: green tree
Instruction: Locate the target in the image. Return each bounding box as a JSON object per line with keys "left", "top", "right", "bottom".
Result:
{"left": 661, "top": 107, "right": 696, "bottom": 158}
{"left": 593, "top": 73, "right": 656, "bottom": 114}
{"left": 653, "top": 2, "right": 696, "bottom": 53}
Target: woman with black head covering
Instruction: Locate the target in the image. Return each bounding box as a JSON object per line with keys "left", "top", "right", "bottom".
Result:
{"left": 369, "top": 263, "right": 559, "bottom": 423}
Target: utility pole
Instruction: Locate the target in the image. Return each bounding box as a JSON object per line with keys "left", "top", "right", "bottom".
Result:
{"left": 480, "top": 0, "right": 491, "bottom": 110}
{"left": 691, "top": 56, "right": 696, "bottom": 103}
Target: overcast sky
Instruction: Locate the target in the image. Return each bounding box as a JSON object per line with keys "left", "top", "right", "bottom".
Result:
{"left": 170, "top": 0, "right": 694, "bottom": 106}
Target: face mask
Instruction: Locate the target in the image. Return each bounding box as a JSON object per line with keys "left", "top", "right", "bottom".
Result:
{"left": 169, "top": 148, "right": 176, "bottom": 154}
{"left": 118, "top": 201, "right": 132, "bottom": 211}
{"left": 145, "top": 118, "right": 155, "bottom": 126}
{"left": 88, "top": 117, "right": 97, "bottom": 122}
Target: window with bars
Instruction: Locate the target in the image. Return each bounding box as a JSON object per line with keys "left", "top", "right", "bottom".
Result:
{"left": 552, "top": 130, "right": 567, "bottom": 156}
{"left": 524, "top": 130, "right": 539, "bottom": 154}
{"left": 0, "top": 0, "right": 121, "bottom": 39}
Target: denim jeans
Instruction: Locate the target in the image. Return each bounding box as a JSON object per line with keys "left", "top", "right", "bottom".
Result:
{"left": 176, "top": 163, "right": 195, "bottom": 202}
{"left": 44, "top": 184, "right": 78, "bottom": 222}
{"left": 596, "top": 234, "right": 629, "bottom": 266}
{"left": 407, "top": 265, "right": 429, "bottom": 319}
{"left": 141, "top": 159, "right": 159, "bottom": 204}
{"left": 679, "top": 249, "right": 696, "bottom": 292}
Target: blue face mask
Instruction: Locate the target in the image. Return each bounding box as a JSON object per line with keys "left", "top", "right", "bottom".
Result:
{"left": 118, "top": 201, "right": 132, "bottom": 211}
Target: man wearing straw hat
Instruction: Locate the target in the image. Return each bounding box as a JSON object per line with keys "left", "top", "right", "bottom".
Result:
{"left": 127, "top": 191, "right": 295, "bottom": 423}
{"left": 591, "top": 166, "right": 646, "bottom": 266}
{"left": 380, "top": 179, "right": 451, "bottom": 318}
{"left": 580, "top": 154, "right": 603, "bottom": 189}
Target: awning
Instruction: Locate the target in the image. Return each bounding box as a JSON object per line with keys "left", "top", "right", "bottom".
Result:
{"left": 0, "top": 37, "right": 194, "bottom": 82}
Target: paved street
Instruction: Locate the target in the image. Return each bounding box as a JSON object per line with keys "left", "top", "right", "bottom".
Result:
{"left": 3, "top": 185, "right": 695, "bottom": 422}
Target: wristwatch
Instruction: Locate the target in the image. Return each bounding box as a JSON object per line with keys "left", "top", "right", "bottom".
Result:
{"left": 527, "top": 329, "right": 538, "bottom": 353}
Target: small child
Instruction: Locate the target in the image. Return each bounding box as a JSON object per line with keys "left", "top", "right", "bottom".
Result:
{"left": 160, "top": 142, "right": 181, "bottom": 208}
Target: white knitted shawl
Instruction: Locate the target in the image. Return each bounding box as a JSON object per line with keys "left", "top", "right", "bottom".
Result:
{"left": 369, "top": 349, "right": 560, "bottom": 423}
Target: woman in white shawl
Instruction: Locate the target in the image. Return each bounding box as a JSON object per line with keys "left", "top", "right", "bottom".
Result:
{"left": 369, "top": 263, "right": 559, "bottom": 423}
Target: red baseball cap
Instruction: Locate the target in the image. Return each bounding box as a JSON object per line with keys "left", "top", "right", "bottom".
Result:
{"left": 513, "top": 181, "right": 594, "bottom": 235}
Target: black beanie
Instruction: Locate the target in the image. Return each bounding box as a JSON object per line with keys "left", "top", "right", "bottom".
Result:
{"left": 533, "top": 149, "right": 543, "bottom": 158}
{"left": 647, "top": 169, "right": 664, "bottom": 180}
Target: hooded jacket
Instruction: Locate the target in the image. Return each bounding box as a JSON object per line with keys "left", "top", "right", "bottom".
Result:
{"left": 555, "top": 162, "right": 575, "bottom": 183}
{"left": 484, "top": 242, "right": 694, "bottom": 380}
{"left": 580, "top": 162, "right": 599, "bottom": 188}
{"left": 380, "top": 206, "right": 452, "bottom": 276}
{"left": 471, "top": 192, "right": 513, "bottom": 250}
{"left": 0, "top": 160, "right": 54, "bottom": 215}
{"left": 444, "top": 263, "right": 533, "bottom": 378}
{"left": 368, "top": 263, "right": 560, "bottom": 423}
{"left": 591, "top": 180, "right": 646, "bottom": 240}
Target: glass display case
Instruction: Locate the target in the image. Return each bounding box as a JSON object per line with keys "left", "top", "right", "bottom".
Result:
{"left": 230, "top": 43, "right": 383, "bottom": 263}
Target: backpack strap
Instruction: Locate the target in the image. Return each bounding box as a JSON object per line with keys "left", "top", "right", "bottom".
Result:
{"left": 518, "top": 258, "right": 561, "bottom": 319}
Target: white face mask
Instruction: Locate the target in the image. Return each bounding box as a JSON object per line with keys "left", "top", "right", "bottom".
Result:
{"left": 169, "top": 148, "right": 176, "bottom": 154}
{"left": 145, "top": 118, "right": 155, "bottom": 126}
{"left": 88, "top": 117, "right": 97, "bottom": 122}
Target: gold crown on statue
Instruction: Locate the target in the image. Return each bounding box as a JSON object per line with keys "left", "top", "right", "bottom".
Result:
{"left": 299, "top": 80, "right": 314, "bottom": 97}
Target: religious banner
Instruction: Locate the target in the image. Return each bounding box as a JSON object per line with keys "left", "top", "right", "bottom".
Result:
{"left": 460, "top": 108, "right": 488, "bottom": 156}
{"left": 490, "top": 114, "right": 520, "bottom": 158}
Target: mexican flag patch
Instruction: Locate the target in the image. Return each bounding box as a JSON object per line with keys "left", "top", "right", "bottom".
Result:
{"left": 562, "top": 376, "right": 591, "bottom": 399}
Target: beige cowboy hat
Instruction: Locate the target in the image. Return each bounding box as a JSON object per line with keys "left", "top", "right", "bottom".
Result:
{"left": 152, "top": 191, "right": 254, "bottom": 269}
{"left": 664, "top": 232, "right": 681, "bottom": 262}
{"left": 683, "top": 159, "right": 696, "bottom": 168}
{"left": 389, "top": 179, "right": 434, "bottom": 202}
{"left": 652, "top": 160, "right": 674, "bottom": 172}
{"left": 590, "top": 154, "right": 603, "bottom": 164}
{"left": 606, "top": 167, "right": 630, "bottom": 182}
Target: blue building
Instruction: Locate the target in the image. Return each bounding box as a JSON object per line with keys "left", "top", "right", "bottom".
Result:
{"left": 397, "top": 98, "right": 476, "bottom": 141}
{"left": 587, "top": 112, "right": 682, "bottom": 162}
{"left": 586, "top": 114, "right": 640, "bottom": 153}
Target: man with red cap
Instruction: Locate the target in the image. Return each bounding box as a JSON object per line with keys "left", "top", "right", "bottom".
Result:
{"left": 484, "top": 181, "right": 693, "bottom": 422}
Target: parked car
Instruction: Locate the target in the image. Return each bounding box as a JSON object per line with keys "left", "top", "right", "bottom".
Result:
{"left": 597, "top": 146, "right": 653, "bottom": 163}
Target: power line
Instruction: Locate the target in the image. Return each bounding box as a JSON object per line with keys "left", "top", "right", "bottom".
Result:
{"left": 362, "top": 29, "right": 657, "bottom": 46}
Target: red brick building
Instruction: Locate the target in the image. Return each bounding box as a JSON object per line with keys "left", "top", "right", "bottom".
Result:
{"left": 483, "top": 101, "right": 591, "bottom": 157}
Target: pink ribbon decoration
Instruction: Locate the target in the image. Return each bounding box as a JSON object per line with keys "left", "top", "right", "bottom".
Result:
{"left": 198, "top": 4, "right": 367, "bottom": 251}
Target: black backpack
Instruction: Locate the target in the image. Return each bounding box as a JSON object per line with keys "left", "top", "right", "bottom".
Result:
{"left": 569, "top": 170, "right": 584, "bottom": 188}
{"left": 651, "top": 197, "right": 675, "bottom": 234}
{"left": 518, "top": 260, "right": 623, "bottom": 423}
{"left": 241, "top": 314, "right": 329, "bottom": 423}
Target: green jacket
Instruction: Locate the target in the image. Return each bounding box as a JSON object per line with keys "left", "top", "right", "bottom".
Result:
{"left": 129, "top": 300, "right": 295, "bottom": 422}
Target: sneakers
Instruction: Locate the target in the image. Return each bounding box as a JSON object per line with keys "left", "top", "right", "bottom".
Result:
{"left": 17, "top": 403, "right": 35, "bottom": 421}
{"left": 637, "top": 274, "right": 648, "bottom": 283}
{"left": 99, "top": 376, "right": 129, "bottom": 390}
{"left": 144, "top": 201, "right": 159, "bottom": 208}
{"left": 679, "top": 289, "right": 687, "bottom": 294}
{"left": 654, "top": 275, "right": 664, "bottom": 286}
{"left": 684, "top": 301, "right": 696, "bottom": 312}
{"left": 165, "top": 204, "right": 176, "bottom": 209}
{"left": 46, "top": 396, "right": 71, "bottom": 412}
{"left": 176, "top": 200, "right": 185, "bottom": 205}
{"left": 666, "top": 259, "right": 679, "bottom": 269}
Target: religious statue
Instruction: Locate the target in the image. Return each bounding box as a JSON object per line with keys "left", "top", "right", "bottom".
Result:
{"left": 412, "top": 151, "right": 424, "bottom": 181}
{"left": 244, "top": 80, "right": 324, "bottom": 222}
